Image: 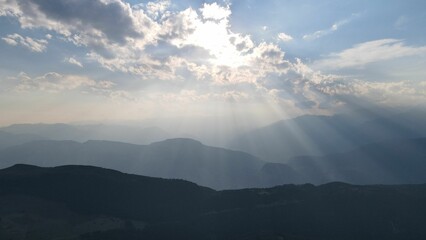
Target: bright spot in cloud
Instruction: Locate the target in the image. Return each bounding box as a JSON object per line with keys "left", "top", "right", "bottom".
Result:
{"left": 200, "top": 2, "right": 231, "bottom": 20}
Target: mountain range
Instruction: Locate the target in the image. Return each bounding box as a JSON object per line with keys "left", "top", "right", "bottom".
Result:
{"left": 0, "top": 136, "right": 425, "bottom": 189}
{"left": 0, "top": 123, "right": 170, "bottom": 145}
{"left": 1, "top": 109, "right": 426, "bottom": 189}
{"left": 230, "top": 109, "right": 426, "bottom": 162}
{"left": 0, "top": 138, "right": 264, "bottom": 189}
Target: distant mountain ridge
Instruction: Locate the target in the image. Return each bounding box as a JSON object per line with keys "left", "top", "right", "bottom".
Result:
{"left": 1, "top": 164, "right": 426, "bottom": 240}
{"left": 0, "top": 123, "right": 170, "bottom": 145}
{"left": 0, "top": 138, "right": 264, "bottom": 189}
{"left": 230, "top": 109, "right": 426, "bottom": 162}
{"left": 1, "top": 110, "right": 426, "bottom": 189}
{"left": 1, "top": 137, "right": 426, "bottom": 189}
{"left": 3, "top": 109, "right": 426, "bottom": 163}
{"left": 283, "top": 138, "right": 426, "bottom": 184}
{"left": 0, "top": 130, "right": 46, "bottom": 150}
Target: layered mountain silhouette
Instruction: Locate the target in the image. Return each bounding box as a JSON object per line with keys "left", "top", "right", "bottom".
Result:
{"left": 0, "top": 130, "right": 46, "bottom": 150}
{"left": 1, "top": 110, "right": 426, "bottom": 189}
{"left": 0, "top": 138, "right": 264, "bottom": 189}
{"left": 1, "top": 164, "right": 426, "bottom": 240}
{"left": 0, "top": 137, "right": 425, "bottom": 188}
{"left": 0, "top": 123, "right": 170, "bottom": 145}
{"left": 3, "top": 109, "right": 426, "bottom": 164}
{"left": 231, "top": 109, "right": 426, "bottom": 162}
{"left": 284, "top": 138, "right": 426, "bottom": 184}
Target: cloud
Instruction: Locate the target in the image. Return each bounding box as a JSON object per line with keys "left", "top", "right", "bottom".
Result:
{"left": 2, "top": 33, "right": 48, "bottom": 52}
{"left": 200, "top": 2, "right": 231, "bottom": 21}
{"left": 293, "top": 57, "right": 426, "bottom": 107}
{"left": 0, "top": 1, "right": 345, "bottom": 109}
{"left": 1, "top": 1, "right": 254, "bottom": 72}
{"left": 19, "top": 0, "right": 140, "bottom": 43}
{"left": 303, "top": 14, "right": 358, "bottom": 41}
{"left": 1, "top": 0, "right": 159, "bottom": 60}
{"left": 64, "top": 57, "right": 83, "bottom": 67}
{"left": 313, "top": 39, "right": 426, "bottom": 70}
{"left": 2, "top": 1, "right": 424, "bottom": 112}
{"left": 277, "top": 32, "right": 293, "bottom": 42}
{"left": 13, "top": 72, "right": 113, "bottom": 93}
{"left": 144, "top": 0, "right": 170, "bottom": 19}
{"left": 322, "top": 78, "right": 426, "bottom": 106}
{"left": 165, "top": 4, "right": 255, "bottom": 68}
{"left": 2, "top": 36, "right": 17, "bottom": 46}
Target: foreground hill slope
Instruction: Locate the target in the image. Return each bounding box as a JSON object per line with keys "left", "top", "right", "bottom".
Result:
{"left": 1, "top": 164, "right": 426, "bottom": 240}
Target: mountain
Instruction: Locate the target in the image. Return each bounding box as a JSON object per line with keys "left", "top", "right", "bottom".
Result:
{"left": 230, "top": 109, "right": 426, "bottom": 162}
{"left": 272, "top": 138, "right": 426, "bottom": 185}
{"left": 0, "top": 123, "right": 170, "bottom": 145}
{"left": 230, "top": 114, "right": 363, "bottom": 162}
{"left": 0, "top": 130, "right": 46, "bottom": 150}
{"left": 259, "top": 162, "right": 303, "bottom": 185}
{"left": 1, "top": 137, "right": 426, "bottom": 188}
{"left": 1, "top": 164, "right": 426, "bottom": 240}
{"left": 0, "top": 138, "right": 264, "bottom": 189}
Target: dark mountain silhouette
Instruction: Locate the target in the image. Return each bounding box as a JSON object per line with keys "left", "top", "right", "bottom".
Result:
{"left": 0, "top": 123, "right": 170, "bottom": 145}
{"left": 1, "top": 164, "right": 426, "bottom": 240}
{"left": 0, "top": 138, "right": 264, "bottom": 189}
{"left": 231, "top": 109, "right": 426, "bottom": 162}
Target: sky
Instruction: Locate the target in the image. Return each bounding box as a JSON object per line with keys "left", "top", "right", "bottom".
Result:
{"left": 0, "top": 0, "right": 425, "bottom": 126}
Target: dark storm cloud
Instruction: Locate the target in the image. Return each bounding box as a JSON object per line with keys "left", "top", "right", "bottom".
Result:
{"left": 20, "top": 0, "right": 142, "bottom": 43}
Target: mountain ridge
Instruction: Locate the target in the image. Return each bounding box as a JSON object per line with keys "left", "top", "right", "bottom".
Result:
{"left": 0, "top": 138, "right": 265, "bottom": 190}
{"left": 1, "top": 137, "right": 426, "bottom": 188}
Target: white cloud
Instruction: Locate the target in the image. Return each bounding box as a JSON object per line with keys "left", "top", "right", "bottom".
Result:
{"left": 303, "top": 14, "right": 358, "bottom": 40}
{"left": 2, "top": 36, "right": 17, "bottom": 46}
{"left": 322, "top": 79, "right": 426, "bottom": 106}
{"left": 313, "top": 39, "right": 426, "bottom": 70}
{"left": 0, "top": 0, "right": 19, "bottom": 17}
{"left": 161, "top": 4, "right": 256, "bottom": 68}
{"left": 144, "top": 0, "right": 170, "bottom": 19}
{"left": 277, "top": 32, "right": 293, "bottom": 42}
{"left": 2, "top": 33, "right": 48, "bottom": 52}
{"left": 200, "top": 2, "right": 231, "bottom": 21}
{"left": 64, "top": 57, "right": 83, "bottom": 67}
{"left": 13, "top": 72, "right": 113, "bottom": 93}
